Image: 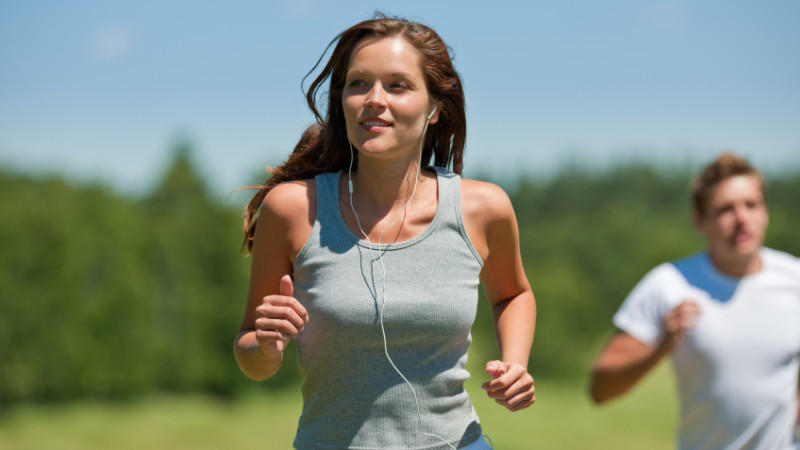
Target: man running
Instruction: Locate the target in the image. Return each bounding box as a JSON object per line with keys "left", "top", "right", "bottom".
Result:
{"left": 589, "top": 152, "right": 800, "bottom": 449}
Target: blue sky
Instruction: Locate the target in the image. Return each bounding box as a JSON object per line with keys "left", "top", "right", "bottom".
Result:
{"left": 1, "top": 1, "right": 798, "bottom": 197}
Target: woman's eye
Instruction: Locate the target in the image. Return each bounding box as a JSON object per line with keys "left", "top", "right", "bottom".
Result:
{"left": 348, "top": 79, "right": 366, "bottom": 88}
{"left": 391, "top": 82, "right": 410, "bottom": 91}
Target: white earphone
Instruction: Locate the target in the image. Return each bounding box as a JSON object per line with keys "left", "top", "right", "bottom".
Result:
{"left": 426, "top": 105, "right": 438, "bottom": 120}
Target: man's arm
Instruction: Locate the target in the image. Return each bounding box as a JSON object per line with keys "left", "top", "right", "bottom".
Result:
{"left": 589, "top": 331, "right": 671, "bottom": 404}
{"left": 589, "top": 300, "right": 700, "bottom": 404}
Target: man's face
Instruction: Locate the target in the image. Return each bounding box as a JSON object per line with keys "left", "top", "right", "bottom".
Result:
{"left": 694, "top": 174, "right": 769, "bottom": 261}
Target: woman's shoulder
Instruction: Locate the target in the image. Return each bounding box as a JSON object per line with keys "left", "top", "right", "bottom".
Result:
{"left": 254, "top": 178, "right": 317, "bottom": 258}
{"left": 260, "top": 178, "right": 316, "bottom": 226}
{"left": 460, "top": 178, "right": 514, "bottom": 220}
{"left": 458, "top": 178, "right": 518, "bottom": 262}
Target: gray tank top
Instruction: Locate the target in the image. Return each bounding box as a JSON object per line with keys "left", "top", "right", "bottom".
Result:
{"left": 291, "top": 167, "right": 485, "bottom": 449}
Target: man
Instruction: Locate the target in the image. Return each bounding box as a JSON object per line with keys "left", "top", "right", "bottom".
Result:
{"left": 589, "top": 153, "right": 800, "bottom": 449}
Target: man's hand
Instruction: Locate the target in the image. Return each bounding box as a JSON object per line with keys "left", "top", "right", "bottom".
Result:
{"left": 661, "top": 300, "right": 701, "bottom": 353}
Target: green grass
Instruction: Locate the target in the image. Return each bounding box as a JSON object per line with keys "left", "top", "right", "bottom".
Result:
{"left": 469, "top": 364, "right": 677, "bottom": 449}
{"left": 0, "top": 365, "right": 677, "bottom": 449}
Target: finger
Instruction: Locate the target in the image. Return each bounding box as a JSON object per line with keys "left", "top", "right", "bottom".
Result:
{"left": 255, "top": 317, "right": 301, "bottom": 338}
{"left": 258, "top": 296, "right": 309, "bottom": 324}
{"left": 484, "top": 376, "right": 534, "bottom": 402}
{"left": 493, "top": 396, "right": 533, "bottom": 412}
{"left": 255, "top": 328, "right": 289, "bottom": 342}
{"left": 486, "top": 364, "right": 525, "bottom": 391}
{"left": 498, "top": 387, "right": 536, "bottom": 410}
{"left": 278, "top": 274, "right": 309, "bottom": 323}
{"left": 255, "top": 319, "right": 296, "bottom": 340}
{"left": 676, "top": 308, "right": 700, "bottom": 329}
{"left": 666, "top": 307, "right": 700, "bottom": 331}
{"left": 255, "top": 330, "right": 288, "bottom": 354}
{"left": 680, "top": 299, "right": 700, "bottom": 308}
{"left": 678, "top": 300, "right": 702, "bottom": 316}
{"left": 485, "top": 360, "right": 507, "bottom": 378}
{"left": 505, "top": 391, "right": 536, "bottom": 411}
{"left": 483, "top": 384, "right": 507, "bottom": 399}
{"left": 256, "top": 303, "right": 307, "bottom": 331}
{"left": 671, "top": 300, "right": 700, "bottom": 315}
{"left": 679, "top": 307, "right": 701, "bottom": 320}
{"left": 280, "top": 274, "right": 293, "bottom": 297}
{"left": 497, "top": 375, "right": 534, "bottom": 400}
{"left": 667, "top": 321, "right": 692, "bottom": 336}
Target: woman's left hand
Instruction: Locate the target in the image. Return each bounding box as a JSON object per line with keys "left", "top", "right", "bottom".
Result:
{"left": 481, "top": 360, "right": 535, "bottom": 411}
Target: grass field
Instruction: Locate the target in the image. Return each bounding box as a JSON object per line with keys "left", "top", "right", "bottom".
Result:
{"left": 0, "top": 365, "right": 678, "bottom": 449}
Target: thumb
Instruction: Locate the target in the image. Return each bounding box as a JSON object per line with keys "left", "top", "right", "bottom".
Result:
{"left": 280, "top": 274, "right": 293, "bottom": 297}
{"left": 485, "top": 360, "right": 507, "bottom": 378}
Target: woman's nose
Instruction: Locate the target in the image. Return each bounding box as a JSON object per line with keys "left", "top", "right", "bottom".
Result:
{"left": 364, "top": 83, "right": 387, "bottom": 108}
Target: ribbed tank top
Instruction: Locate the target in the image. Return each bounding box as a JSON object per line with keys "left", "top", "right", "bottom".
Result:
{"left": 291, "top": 167, "right": 485, "bottom": 449}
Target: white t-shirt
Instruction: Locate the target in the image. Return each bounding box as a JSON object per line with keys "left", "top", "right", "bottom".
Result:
{"left": 614, "top": 248, "right": 800, "bottom": 450}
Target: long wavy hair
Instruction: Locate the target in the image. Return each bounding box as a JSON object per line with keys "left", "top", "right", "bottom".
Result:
{"left": 241, "top": 15, "right": 467, "bottom": 253}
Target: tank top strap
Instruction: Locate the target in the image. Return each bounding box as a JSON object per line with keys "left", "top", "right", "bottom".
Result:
{"left": 432, "top": 166, "right": 461, "bottom": 226}
{"left": 433, "top": 166, "right": 483, "bottom": 264}
{"left": 313, "top": 170, "right": 342, "bottom": 226}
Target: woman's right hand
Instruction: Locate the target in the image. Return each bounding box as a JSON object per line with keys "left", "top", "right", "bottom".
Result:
{"left": 255, "top": 274, "right": 309, "bottom": 354}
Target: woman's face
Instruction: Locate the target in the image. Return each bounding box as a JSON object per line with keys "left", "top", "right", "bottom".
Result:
{"left": 342, "top": 36, "right": 438, "bottom": 162}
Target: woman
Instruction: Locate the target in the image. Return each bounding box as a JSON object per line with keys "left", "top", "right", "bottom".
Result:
{"left": 234, "top": 15, "right": 536, "bottom": 449}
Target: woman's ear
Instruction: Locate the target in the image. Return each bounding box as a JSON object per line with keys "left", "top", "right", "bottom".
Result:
{"left": 427, "top": 104, "right": 440, "bottom": 124}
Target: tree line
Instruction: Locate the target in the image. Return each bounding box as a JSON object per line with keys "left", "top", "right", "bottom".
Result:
{"left": 1, "top": 144, "right": 797, "bottom": 404}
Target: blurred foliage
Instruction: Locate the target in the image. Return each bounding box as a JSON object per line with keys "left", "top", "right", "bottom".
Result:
{"left": 0, "top": 144, "right": 797, "bottom": 403}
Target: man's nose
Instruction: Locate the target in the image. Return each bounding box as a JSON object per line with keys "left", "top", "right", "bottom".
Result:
{"left": 732, "top": 204, "right": 749, "bottom": 223}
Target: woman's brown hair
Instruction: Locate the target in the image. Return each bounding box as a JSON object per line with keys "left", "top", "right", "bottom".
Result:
{"left": 241, "top": 14, "right": 467, "bottom": 252}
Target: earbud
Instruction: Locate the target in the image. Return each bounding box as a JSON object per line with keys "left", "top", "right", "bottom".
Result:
{"left": 426, "top": 105, "right": 438, "bottom": 120}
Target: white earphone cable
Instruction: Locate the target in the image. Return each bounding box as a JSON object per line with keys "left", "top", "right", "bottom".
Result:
{"left": 347, "top": 114, "right": 456, "bottom": 449}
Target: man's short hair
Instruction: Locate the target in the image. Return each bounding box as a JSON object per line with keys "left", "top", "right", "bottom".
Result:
{"left": 691, "top": 152, "right": 765, "bottom": 215}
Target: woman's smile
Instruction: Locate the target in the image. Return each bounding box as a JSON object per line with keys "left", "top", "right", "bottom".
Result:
{"left": 360, "top": 117, "right": 393, "bottom": 131}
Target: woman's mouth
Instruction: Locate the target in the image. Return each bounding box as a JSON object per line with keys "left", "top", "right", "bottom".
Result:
{"left": 360, "top": 119, "right": 391, "bottom": 130}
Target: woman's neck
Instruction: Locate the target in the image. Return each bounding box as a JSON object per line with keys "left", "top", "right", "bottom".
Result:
{"left": 342, "top": 154, "right": 438, "bottom": 243}
{"left": 349, "top": 156, "right": 424, "bottom": 213}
